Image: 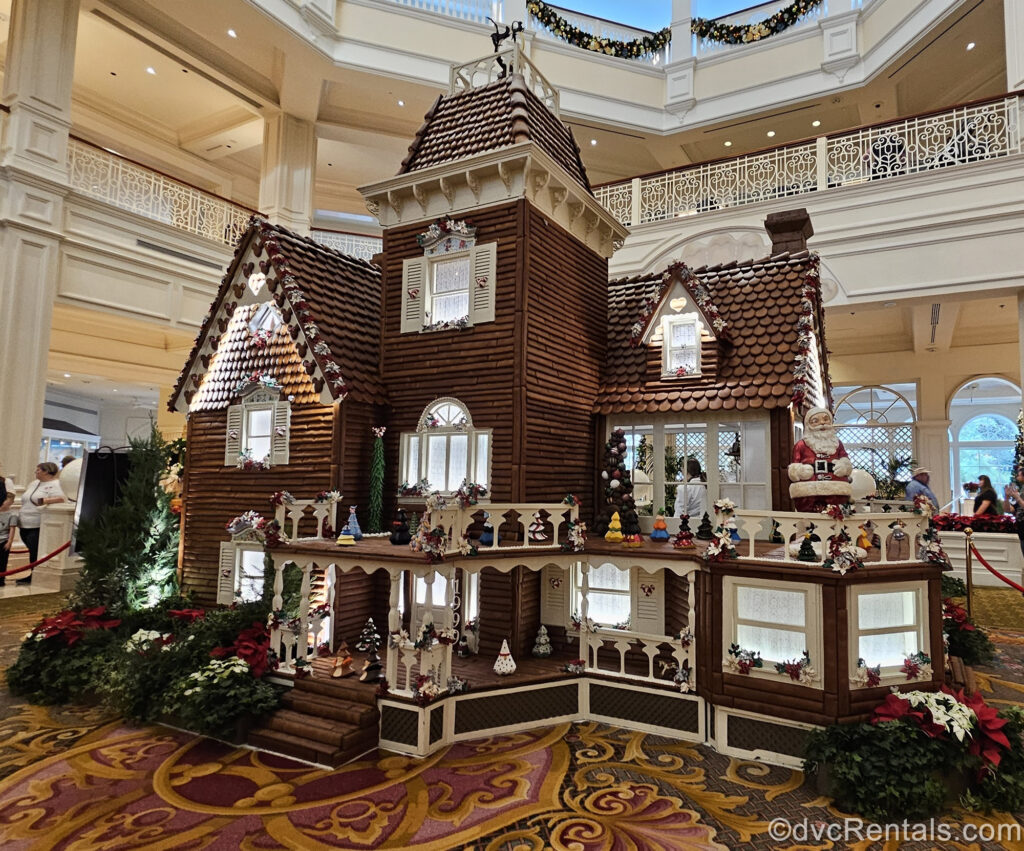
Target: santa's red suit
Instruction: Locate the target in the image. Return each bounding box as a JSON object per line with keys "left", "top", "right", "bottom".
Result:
{"left": 788, "top": 435, "right": 853, "bottom": 512}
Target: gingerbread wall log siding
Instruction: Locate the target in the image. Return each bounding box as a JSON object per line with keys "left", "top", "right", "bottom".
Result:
{"left": 523, "top": 205, "right": 608, "bottom": 506}
{"left": 180, "top": 405, "right": 336, "bottom": 606}
{"left": 381, "top": 201, "right": 521, "bottom": 502}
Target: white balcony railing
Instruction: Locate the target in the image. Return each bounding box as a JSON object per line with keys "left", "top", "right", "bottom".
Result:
{"left": 310, "top": 230, "right": 383, "bottom": 262}
{"left": 377, "top": 0, "right": 503, "bottom": 24}
{"left": 67, "top": 138, "right": 256, "bottom": 247}
{"left": 595, "top": 94, "right": 1023, "bottom": 226}
{"left": 532, "top": 3, "right": 670, "bottom": 66}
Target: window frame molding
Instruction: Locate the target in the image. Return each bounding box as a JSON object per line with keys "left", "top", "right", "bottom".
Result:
{"left": 400, "top": 397, "right": 492, "bottom": 497}
{"left": 661, "top": 313, "right": 704, "bottom": 378}
{"left": 225, "top": 384, "right": 291, "bottom": 468}
{"left": 847, "top": 580, "right": 928, "bottom": 684}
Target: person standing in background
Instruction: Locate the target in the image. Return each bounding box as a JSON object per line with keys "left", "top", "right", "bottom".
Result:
{"left": 973, "top": 474, "right": 999, "bottom": 516}
{"left": 17, "top": 462, "right": 65, "bottom": 585}
{"left": 0, "top": 462, "right": 15, "bottom": 587}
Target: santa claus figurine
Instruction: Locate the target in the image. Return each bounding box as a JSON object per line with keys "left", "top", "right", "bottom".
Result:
{"left": 788, "top": 407, "right": 853, "bottom": 512}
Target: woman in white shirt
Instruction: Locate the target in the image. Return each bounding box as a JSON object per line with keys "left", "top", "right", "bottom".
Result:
{"left": 17, "top": 462, "right": 65, "bottom": 584}
{"left": 675, "top": 458, "right": 708, "bottom": 524}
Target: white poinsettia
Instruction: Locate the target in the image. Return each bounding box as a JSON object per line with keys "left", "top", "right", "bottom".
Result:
{"left": 904, "top": 690, "right": 975, "bottom": 742}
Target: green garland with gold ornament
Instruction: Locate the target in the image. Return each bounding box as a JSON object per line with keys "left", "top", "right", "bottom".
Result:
{"left": 527, "top": 0, "right": 670, "bottom": 60}
{"left": 692, "top": 0, "right": 823, "bottom": 45}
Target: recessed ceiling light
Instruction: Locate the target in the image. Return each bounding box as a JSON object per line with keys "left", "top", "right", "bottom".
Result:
{"left": 63, "top": 373, "right": 71, "bottom": 378}
{"left": 112, "top": 388, "right": 118, "bottom": 392}
{"left": 767, "top": 130, "right": 776, "bottom": 138}
{"left": 397, "top": 99, "right": 405, "bottom": 107}
{"left": 812, "top": 120, "right": 821, "bottom": 127}
{"left": 590, "top": 139, "right": 597, "bottom": 146}
{"left": 966, "top": 42, "right": 975, "bottom": 51}
{"left": 724, "top": 141, "right": 732, "bottom": 147}
{"left": 146, "top": 66, "right": 156, "bottom": 75}
{"left": 227, "top": 29, "right": 237, "bottom": 38}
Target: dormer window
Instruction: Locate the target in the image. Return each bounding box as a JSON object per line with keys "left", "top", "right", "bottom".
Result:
{"left": 249, "top": 302, "right": 282, "bottom": 336}
{"left": 663, "top": 315, "right": 702, "bottom": 377}
{"left": 400, "top": 398, "right": 491, "bottom": 495}
{"left": 401, "top": 218, "right": 497, "bottom": 333}
{"left": 225, "top": 381, "right": 291, "bottom": 469}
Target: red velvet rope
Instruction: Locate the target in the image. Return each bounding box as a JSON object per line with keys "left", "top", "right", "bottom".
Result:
{"left": 968, "top": 542, "right": 1024, "bottom": 595}
{"left": 0, "top": 541, "right": 71, "bottom": 578}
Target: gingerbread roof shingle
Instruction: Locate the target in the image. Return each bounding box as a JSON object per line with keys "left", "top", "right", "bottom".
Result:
{"left": 595, "top": 251, "right": 825, "bottom": 415}
{"left": 169, "top": 219, "right": 387, "bottom": 412}
{"left": 399, "top": 74, "right": 591, "bottom": 194}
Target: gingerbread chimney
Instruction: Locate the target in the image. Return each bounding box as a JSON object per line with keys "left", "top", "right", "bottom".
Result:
{"left": 764, "top": 208, "right": 813, "bottom": 254}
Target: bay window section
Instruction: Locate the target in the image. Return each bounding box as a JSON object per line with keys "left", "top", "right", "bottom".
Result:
{"left": 851, "top": 584, "right": 924, "bottom": 670}
{"left": 400, "top": 398, "right": 490, "bottom": 495}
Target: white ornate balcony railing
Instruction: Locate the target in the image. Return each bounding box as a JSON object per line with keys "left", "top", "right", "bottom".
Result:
{"left": 594, "top": 93, "right": 1023, "bottom": 227}
{"left": 274, "top": 497, "right": 341, "bottom": 542}
{"left": 581, "top": 628, "right": 695, "bottom": 690}
{"left": 692, "top": 0, "right": 829, "bottom": 57}
{"left": 532, "top": 4, "right": 670, "bottom": 66}
{"left": 67, "top": 138, "right": 256, "bottom": 247}
{"left": 310, "top": 230, "right": 383, "bottom": 262}
{"left": 451, "top": 44, "right": 560, "bottom": 115}
{"left": 377, "top": 0, "right": 503, "bottom": 24}
{"left": 731, "top": 508, "right": 929, "bottom": 565}
{"left": 424, "top": 500, "right": 580, "bottom": 554}
{"left": 268, "top": 555, "right": 337, "bottom": 674}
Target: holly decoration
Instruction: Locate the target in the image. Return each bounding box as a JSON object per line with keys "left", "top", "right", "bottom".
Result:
{"left": 367, "top": 426, "right": 385, "bottom": 533}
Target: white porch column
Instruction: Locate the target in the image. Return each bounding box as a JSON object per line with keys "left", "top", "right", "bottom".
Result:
{"left": 916, "top": 419, "right": 953, "bottom": 511}
{"left": 0, "top": 0, "right": 79, "bottom": 486}
{"left": 1006, "top": 0, "right": 1024, "bottom": 92}
{"left": 258, "top": 113, "right": 316, "bottom": 236}
{"left": 664, "top": 0, "right": 695, "bottom": 119}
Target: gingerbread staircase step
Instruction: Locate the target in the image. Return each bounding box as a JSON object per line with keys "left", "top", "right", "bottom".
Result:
{"left": 291, "top": 676, "right": 380, "bottom": 706}
{"left": 280, "top": 691, "right": 379, "bottom": 726}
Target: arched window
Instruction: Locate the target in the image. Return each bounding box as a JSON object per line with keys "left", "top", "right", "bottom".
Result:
{"left": 400, "top": 398, "right": 491, "bottom": 494}
{"left": 949, "top": 377, "right": 1021, "bottom": 500}
{"left": 832, "top": 384, "right": 916, "bottom": 481}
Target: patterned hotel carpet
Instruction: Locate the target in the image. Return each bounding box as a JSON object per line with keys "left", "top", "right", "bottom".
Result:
{"left": 0, "top": 594, "right": 1022, "bottom": 850}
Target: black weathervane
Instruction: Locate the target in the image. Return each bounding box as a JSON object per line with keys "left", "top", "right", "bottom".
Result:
{"left": 487, "top": 17, "right": 524, "bottom": 78}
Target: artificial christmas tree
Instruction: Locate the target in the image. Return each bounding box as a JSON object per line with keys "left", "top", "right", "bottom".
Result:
{"left": 595, "top": 428, "right": 635, "bottom": 535}
{"left": 356, "top": 619, "right": 384, "bottom": 683}
{"left": 672, "top": 515, "right": 695, "bottom": 549}
{"left": 493, "top": 639, "right": 517, "bottom": 675}
{"left": 532, "top": 625, "right": 553, "bottom": 657}
{"left": 528, "top": 512, "right": 548, "bottom": 541}
{"left": 620, "top": 505, "right": 643, "bottom": 547}
{"left": 389, "top": 508, "right": 411, "bottom": 545}
{"left": 650, "top": 513, "right": 669, "bottom": 541}
{"left": 695, "top": 512, "right": 714, "bottom": 540}
{"left": 367, "top": 426, "right": 386, "bottom": 533}
{"left": 604, "top": 511, "right": 624, "bottom": 543}
{"left": 796, "top": 533, "right": 819, "bottom": 562}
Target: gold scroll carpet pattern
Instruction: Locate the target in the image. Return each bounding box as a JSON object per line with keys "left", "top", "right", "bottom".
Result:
{"left": 0, "top": 594, "right": 1021, "bottom": 849}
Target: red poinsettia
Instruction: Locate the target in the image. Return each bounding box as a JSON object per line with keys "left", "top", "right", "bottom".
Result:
{"left": 872, "top": 692, "right": 925, "bottom": 726}
{"left": 211, "top": 622, "right": 277, "bottom": 678}
{"left": 942, "top": 599, "right": 975, "bottom": 632}
{"left": 168, "top": 609, "right": 206, "bottom": 624}
{"left": 958, "top": 689, "right": 1012, "bottom": 769}
{"left": 32, "top": 606, "right": 122, "bottom": 647}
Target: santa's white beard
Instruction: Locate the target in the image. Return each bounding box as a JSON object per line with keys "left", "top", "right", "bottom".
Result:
{"left": 803, "top": 424, "right": 839, "bottom": 455}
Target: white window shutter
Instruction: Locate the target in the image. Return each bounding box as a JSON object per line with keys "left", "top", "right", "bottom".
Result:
{"left": 468, "top": 242, "right": 497, "bottom": 325}
{"left": 271, "top": 401, "right": 291, "bottom": 465}
{"left": 218, "top": 542, "right": 238, "bottom": 605}
{"left": 401, "top": 257, "right": 427, "bottom": 333}
{"left": 225, "top": 405, "right": 243, "bottom": 466}
{"left": 634, "top": 568, "right": 664, "bottom": 634}
{"left": 540, "top": 563, "right": 568, "bottom": 624}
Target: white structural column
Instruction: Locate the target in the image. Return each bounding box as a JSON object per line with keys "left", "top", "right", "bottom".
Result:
{"left": 258, "top": 113, "right": 316, "bottom": 236}
{"left": 916, "top": 419, "right": 953, "bottom": 511}
{"left": 0, "top": 0, "right": 79, "bottom": 486}
{"left": 1007, "top": 0, "right": 1024, "bottom": 92}
{"left": 664, "top": 0, "right": 695, "bottom": 119}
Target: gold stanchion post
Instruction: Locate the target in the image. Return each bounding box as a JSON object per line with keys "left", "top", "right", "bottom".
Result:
{"left": 964, "top": 527, "right": 974, "bottom": 620}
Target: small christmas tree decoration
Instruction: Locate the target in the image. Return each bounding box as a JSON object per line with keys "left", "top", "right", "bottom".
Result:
{"left": 356, "top": 619, "right": 384, "bottom": 683}
{"left": 367, "top": 427, "right": 386, "bottom": 533}
{"left": 604, "top": 511, "right": 624, "bottom": 543}
{"left": 390, "top": 508, "right": 411, "bottom": 545}
{"left": 673, "top": 514, "right": 695, "bottom": 548}
{"left": 620, "top": 505, "right": 643, "bottom": 547}
{"left": 650, "top": 513, "right": 670, "bottom": 541}
{"left": 410, "top": 512, "right": 432, "bottom": 552}
{"left": 528, "top": 512, "right": 548, "bottom": 541}
{"left": 456, "top": 634, "right": 472, "bottom": 657}
{"left": 532, "top": 625, "right": 553, "bottom": 657}
{"left": 478, "top": 511, "right": 496, "bottom": 546}
{"left": 336, "top": 532, "right": 356, "bottom": 546}
{"left": 796, "top": 533, "right": 819, "bottom": 562}
{"left": 342, "top": 506, "right": 363, "bottom": 541}
{"left": 493, "top": 639, "right": 517, "bottom": 675}
{"left": 695, "top": 512, "right": 714, "bottom": 540}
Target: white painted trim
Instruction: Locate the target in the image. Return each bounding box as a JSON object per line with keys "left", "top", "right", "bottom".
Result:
{"left": 715, "top": 706, "right": 821, "bottom": 770}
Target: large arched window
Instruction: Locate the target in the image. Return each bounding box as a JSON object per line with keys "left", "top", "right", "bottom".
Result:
{"left": 832, "top": 384, "right": 916, "bottom": 481}
{"left": 400, "top": 398, "right": 491, "bottom": 494}
{"left": 949, "top": 378, "right": 1021, "bottom": 500}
